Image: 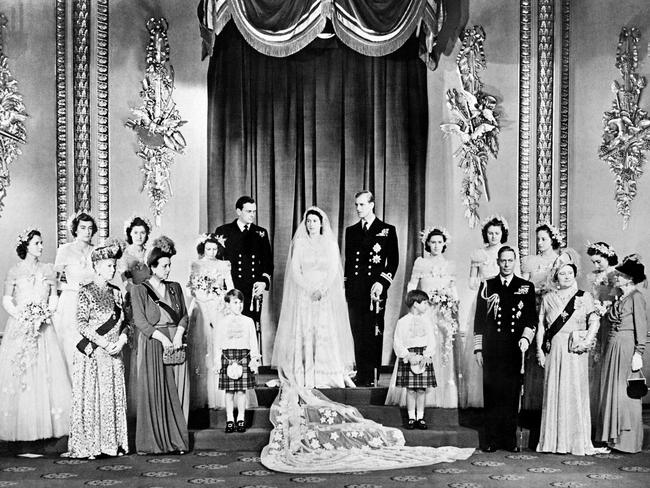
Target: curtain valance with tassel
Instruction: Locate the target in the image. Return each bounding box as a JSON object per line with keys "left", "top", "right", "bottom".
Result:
{"left": 198, "top": 0, "right": 468, "bottom": 70}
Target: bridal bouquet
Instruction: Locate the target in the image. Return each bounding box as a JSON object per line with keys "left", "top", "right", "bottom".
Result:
{"left": 13, "top": 302, "right": 51, "bottom": 381}
{"left": 427, "top": 289, "right": 459, "bottom": 365}
{"left": 188, "top": 273, "right": 227, "bottom": 298}
{"left": 18, "top": 302, "right": 51, "bottom": 336}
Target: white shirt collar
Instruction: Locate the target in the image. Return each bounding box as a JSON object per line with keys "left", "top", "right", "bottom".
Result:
{"left": 237, "top": 220, "right": 249, "bottom": 232}
{"left": 501, "top": 274, "right": 513, "bottom": 286}
{"left": 361, "top": 214, "right": 376, "bottom": 228}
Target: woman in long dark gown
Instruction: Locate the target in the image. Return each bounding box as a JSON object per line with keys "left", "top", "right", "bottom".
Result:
{"left": 131, "top": 236, "right": 189, "bottom": 454}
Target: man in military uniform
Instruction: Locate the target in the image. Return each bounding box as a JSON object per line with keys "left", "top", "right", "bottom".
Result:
{"left": 214, "top": 196, "right": 273, "bottom": 327}
{"left": 474, "top": 246, "right": 536, "bottom": 452}
{"left": 344, "top": 190, "right": 399, "bottom": 387}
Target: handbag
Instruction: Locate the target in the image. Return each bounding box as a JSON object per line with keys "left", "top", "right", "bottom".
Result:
{"left": 568, "top": 330, "right": 595, "bottom": 354}
{"left": 162, "top": 345, "right": 186, "bottom": 365}
{"left": 627, "top": 370, "right": 648, "bottom": 399}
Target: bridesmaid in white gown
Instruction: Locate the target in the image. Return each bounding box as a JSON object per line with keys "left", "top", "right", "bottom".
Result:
{"left": 386, "top": 226, "right": 459, "bottom": 408}
{"left": 187, "top": 233, "right": 236, "bottom": 409}
{"left": 459, "top": 215, "right": 518, "bottom": 408}
{"left": 53, "top": 213, "right": 97, "bottom": 376}
{"left": 271, "top": 207, "right": 355, "bottom": 388}
{"left": 0, "top": 229, "right": 71, "bottom": 441}
{"left": 521, "top": 222, "right": 562, "bottom": 411}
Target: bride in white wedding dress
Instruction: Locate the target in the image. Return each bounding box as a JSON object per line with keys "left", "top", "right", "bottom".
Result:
{"left": 271, "top": 207, "right": 355, "bottom": 387}
{"left": 262, "top": 207, "right": 473, "bottom": 473}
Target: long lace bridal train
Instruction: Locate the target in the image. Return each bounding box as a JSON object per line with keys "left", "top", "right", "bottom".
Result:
{"left": 260, "top": 385, "right": 473, "bottom": 473}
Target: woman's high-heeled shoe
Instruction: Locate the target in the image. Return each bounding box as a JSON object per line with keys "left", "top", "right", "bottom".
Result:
{"left": 225, "top": 421, "right": 235, "bottom": 433}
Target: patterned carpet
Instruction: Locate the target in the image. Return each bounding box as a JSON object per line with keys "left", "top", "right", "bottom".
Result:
{"left": 0, "top": 449, "right": 649, "bottom": 488}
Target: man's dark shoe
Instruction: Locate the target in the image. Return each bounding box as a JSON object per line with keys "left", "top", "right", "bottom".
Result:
{"left": 506, "top": 446, "right": 521, "bottom": 453}
{"left": 481, "top": 445, "right": 497, "bottom": 453}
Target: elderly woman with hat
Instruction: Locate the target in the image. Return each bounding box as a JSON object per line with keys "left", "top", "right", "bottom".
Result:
{"left": 65, "top": 240, "right": 128, "bottom": 459}
{"left": 596, "top": 254, "right": 647, "bottom": 453}
{"left": 130, "top": 236, "right": 189, "bottom": 454}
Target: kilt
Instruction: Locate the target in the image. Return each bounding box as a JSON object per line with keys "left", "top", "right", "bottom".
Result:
{"left": 395, "top": 347, "right": 437, "bottom": 389}
{"left": 218, "top": 348, "right": 256, "bottom": 391}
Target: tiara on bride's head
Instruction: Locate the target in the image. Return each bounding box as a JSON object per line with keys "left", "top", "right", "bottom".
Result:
{"left": 123, "top": 214, "right": 153, "bottom": 235}
{"left": 420, "top": 226, "right": 450, "bottom": 244}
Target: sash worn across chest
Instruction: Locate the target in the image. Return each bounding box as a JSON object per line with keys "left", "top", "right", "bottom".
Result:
{"left": 542, "top": 290, "right": 585, "bottom": 353}
{"left": 76, "top": 302, "right": 122, "bottom": 356}
{"left": 143, "top": 282, "right": 180, "bottom": 324}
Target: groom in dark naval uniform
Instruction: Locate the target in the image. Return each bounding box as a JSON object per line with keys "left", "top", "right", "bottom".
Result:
{"left": 214, "top": 196, "right": 273, "bottom": 326}
{"left": 344, "top": 190, "right": 399, "bottom": 387}
{"left": 474, "top": 245, "right": 536, "bottom": 452}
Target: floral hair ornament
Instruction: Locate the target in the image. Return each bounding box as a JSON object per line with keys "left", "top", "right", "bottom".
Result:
{"left": 536, "top": 221, "right": 564, "bottom": 247}
{"left": 91, "top": 237, "right": 125, "bottom": 262}
{"left": 195, "top": 233, "right": 210, "bottom": 248}
{"left": 16, "top": 227, "right": 39, "bottom": 246}
{"left": 481, "top": 214, "right": 509, "bottom": 231}
{"left": 420, "top": 226, "right": 451, "bottom": 245}
{"left": 123, "top": 214, "right": 153, "bottom": 235}
{"left": 586, "top": 241, "right": 616, "bottom": 258}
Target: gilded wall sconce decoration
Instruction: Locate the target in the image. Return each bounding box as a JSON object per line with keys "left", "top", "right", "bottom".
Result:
{"left": 598, "top": 27, "right": 650, "bottom": 228}
{"left": 125, "top": 17, "right": 186, "bottom": 225}
{"left": 0, "top": 13, "right": 27, "bottom": 217}
{"left": 441, "top": 25, "right": 500, "bottom": 228}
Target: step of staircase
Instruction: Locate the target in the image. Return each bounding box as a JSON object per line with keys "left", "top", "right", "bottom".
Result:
{"left": 191, "top": 425, "right": 482, "bottom": 451}
{"left": 208, "top": 405, "right": 462, "bottom": 430}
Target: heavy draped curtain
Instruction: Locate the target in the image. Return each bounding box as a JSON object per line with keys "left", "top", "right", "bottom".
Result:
{"left": 207, "top": 23, "right": 428, "bottom": 363}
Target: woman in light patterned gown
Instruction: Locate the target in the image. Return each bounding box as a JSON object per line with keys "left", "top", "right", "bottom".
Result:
{"left": 521, "top": 222, "right": 562, "bottom": 411}
{"left": 65, "top": 241, "right": 128, "bottom": 459}
{"left": 459, "top": 215, "right": 517, "bottom": 408}
{"left": 386, "top": 226, "right": 459, "bottom": 408}
{"left": 536, "top": 261, "right": 604, "bottom": 455}
{"left": 53, "top": 213, "right": 97, "bottom": 376}
{"left": 0, "top": 229, "right": 71, "bottom": 442}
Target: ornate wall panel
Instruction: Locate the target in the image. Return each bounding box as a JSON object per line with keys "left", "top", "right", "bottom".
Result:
{"left": 56, "top": 0, "right": 68, "bottom": 245}
{"left": 73, "top": 0, "right": 91, "bottom": 213}
{"left": 518, "top": 0, "right": 532, "bottom": 257}
{"left": 558, "top": 0, "right": 570, "bottom": 244}
{"left": 96, "top": 0, "right": 109, "bottom": 238}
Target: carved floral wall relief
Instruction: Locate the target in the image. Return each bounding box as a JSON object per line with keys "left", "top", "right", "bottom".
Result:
{"left": 0, "top": 13, "right": 27, "bottom": 217}
{"left": 598, "top": 27, "right": 650, "bottom": 228}
{"left": 441, "top": 25, "right": 500, "bottom": 228}
{"left": 126, "top": 18, "right": 186, "bottom": 226}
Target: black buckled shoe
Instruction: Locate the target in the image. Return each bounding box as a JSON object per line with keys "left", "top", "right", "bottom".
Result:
{"left": 416, "top": 419, "right": 428, "bottom": 430}
{"left": 406, "top": 418, "right": 416, "bottom": 430}
{"left": 236, "top": 420, "right": 246, "bottom": 433}
{"left": 225, "top": 421, "right": 235, "bottom": 434}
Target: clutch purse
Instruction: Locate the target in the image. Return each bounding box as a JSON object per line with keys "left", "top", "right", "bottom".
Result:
{"left": 162, "top": 345, "right": 186, "bottom": 365}
{"left": 627, "top": 370, "right": 648, "bottom": 399}
{"left": 568, "top": 330, "right": 594, "bottom": 354}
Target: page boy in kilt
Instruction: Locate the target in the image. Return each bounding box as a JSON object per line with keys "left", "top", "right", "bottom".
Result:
{"left": 214, "top": 289, "right": 261, "bottom": 434}
{"left": 392, "top": 289, "right": 436, "bottom": 430}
